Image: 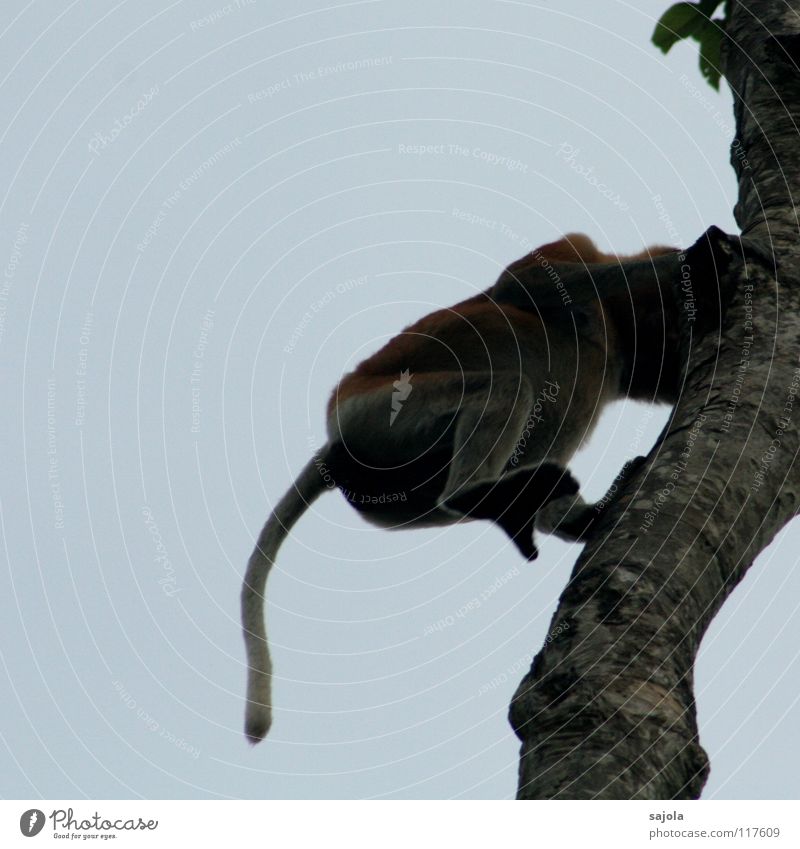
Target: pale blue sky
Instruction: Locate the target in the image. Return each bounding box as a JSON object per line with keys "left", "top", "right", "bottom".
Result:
{"left": 2, "top": 0, "right": 798, "bottom": 799}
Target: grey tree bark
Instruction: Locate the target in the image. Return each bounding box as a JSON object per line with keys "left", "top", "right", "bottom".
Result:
{"left": 511, "top": 0, "right": 800, "bottom": 799}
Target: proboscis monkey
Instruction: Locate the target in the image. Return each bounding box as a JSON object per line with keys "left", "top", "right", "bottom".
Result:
{"left": 242, "top": 229, "right": 728, "bottom": 743}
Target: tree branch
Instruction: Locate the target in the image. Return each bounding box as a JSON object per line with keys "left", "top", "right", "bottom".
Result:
{"left": 511, "top": 0, "right": 800, "bottom": 799}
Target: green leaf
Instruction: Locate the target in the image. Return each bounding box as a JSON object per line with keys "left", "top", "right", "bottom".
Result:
{"left": 697, "top": 0, "right": 723, "bottom": 16}
{"left": 651, "top": 1, "right": 726, "bottom": 90}
{"left": 694, "top": 18, "right": 723, "bottom": 90}
{"left": 653, "top": 3, "right": 705, "bottom": 53}
{"left": 652, "top": 1, "right": 725, "bottom": 54}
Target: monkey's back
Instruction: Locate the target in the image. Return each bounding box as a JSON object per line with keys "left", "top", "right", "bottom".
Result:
{"left": 330, "top": 293, "right": 589, "bottom": 401}
{"left": 328, "top": 292, "right": 619, "bottom": 468}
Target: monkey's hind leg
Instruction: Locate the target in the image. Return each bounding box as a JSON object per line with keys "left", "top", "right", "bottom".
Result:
{"left": 436, "top": 371, "right": 579, "bottom": 559}
{"left": 446, "top": 462, "right": 580, "bottom": 560}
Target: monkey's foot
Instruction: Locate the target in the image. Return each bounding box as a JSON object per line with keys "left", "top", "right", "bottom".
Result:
{"left": 443, "top": 464, "right": 579, "bottom": 560}
{"left": 535, "top": 495, "right": 593, "bottom": 542}
{"left": 536, "top": 455, "right": 647, "bottom": 542}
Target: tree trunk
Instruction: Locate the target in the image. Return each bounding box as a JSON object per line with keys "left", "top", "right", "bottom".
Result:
{"left": 511, "top": 0, "right": 800, "bottom": 799}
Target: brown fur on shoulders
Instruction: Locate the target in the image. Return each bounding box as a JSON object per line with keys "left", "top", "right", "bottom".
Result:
{"left": 517, "top": 232, "right": 676, "bottom": 267}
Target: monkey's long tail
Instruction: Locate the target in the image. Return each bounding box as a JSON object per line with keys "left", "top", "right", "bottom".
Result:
{"left": 242, "top": 448, "right": 331, "bottom": 744}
